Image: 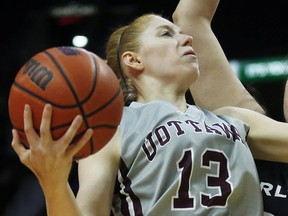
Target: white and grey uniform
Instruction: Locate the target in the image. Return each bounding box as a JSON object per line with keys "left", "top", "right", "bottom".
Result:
{"left": 111, "top": 100, "right": 263, "bottom": 216}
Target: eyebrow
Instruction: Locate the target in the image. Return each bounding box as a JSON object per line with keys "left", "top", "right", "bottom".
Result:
{"left": 155, "top": 24, "right": 182, "bottom": 34}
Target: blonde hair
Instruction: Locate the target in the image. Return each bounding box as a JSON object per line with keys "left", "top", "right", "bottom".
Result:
{"left": 106, "top": 14, "right": 159, "bottom": 105}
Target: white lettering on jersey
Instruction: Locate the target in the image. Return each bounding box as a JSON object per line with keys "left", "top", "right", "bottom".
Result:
{"left": 260, "top": 182, "right": 287, "bottom": 198}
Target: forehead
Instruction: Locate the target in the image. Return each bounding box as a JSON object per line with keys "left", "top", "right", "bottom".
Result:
{"left": 144, "top": 15, "right": 181, "bottom": 33}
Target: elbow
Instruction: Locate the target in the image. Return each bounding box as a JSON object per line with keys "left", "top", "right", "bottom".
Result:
{"left": 255, "top": 106, "right": 267, "bottom": 116}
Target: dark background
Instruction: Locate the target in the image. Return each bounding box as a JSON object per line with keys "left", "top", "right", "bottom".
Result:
{"left": 0, "top": 0, "right": 287, "bottom": 215}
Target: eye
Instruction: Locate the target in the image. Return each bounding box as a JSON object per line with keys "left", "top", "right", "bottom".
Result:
{"left": 161, "top": 30, "right": 173, "bottom": 37}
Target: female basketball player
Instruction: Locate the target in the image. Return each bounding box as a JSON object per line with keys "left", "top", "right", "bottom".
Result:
{"left": 11, "top": 0, "right": 288, "bottom": 215}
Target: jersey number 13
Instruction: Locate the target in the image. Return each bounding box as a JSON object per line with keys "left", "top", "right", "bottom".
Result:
{"left": 172, "top": 148, "right": 232, "bottom": 210}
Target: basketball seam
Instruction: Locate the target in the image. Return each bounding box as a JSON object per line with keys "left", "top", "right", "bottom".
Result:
{"left": 45, "top": 50, "right": 97, "bottom": 155}
{"left": 13, "top": 82, "right": 80, "bottom": 108}
{"left": 86, "top": 88, "right": 122, "bottom": 118}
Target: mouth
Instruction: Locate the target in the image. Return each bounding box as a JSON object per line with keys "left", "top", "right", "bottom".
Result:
{"left": 184, "top": 50, "right": 196, "bottom": 56}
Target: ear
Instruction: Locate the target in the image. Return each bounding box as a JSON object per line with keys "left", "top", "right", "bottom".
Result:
{"left": 122, "top": 51, "right": 144, "bottom": 74}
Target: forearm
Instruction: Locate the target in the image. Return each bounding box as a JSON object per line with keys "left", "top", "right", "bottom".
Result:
{"left": 247, "top": 118, "right": 288, "bottom": 163}
{"left": 214, "top": 106, "right": 288, "bottom": 163}
{"left": 173, "top": 0, "right": 219, "bottom": 23}
{"left": 173, "top": 0, "right": 265, "bottom": 114}
{"left": 249, "top": 136, "right": 288, "bottom": 163}
{"left": 43, "top": 183, "right": 82, "bottom": 216}
{"left": 42, "top": 183, "right": 82, "bottom": 216}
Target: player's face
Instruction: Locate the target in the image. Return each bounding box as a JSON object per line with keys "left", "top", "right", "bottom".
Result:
{"left": 137, "top": 16, "right": 199, "bottom": 89}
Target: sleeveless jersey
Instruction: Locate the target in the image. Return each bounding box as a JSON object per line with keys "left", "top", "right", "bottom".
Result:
{"left": 111, "top": 100, "right": 263, "bottom": 216}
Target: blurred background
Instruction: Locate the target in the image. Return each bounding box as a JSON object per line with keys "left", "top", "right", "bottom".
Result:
{"left": 0, "top": 0, "right": 287, "bottom": 215}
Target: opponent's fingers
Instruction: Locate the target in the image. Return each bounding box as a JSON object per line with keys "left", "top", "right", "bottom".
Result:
{"left": 11, "top": 129, "right": 29, "bottom": 162}
{"left": 39, "top": 104, "right": 53, "bottom": 140}
{"left": 60, "top": 115, "right": 84, "bottom": 146}
{"left": 24, "top": 104, "right": 39, "bottom": 147}
{"left": 67, "top": 128, "right": 93, "bottom": 157}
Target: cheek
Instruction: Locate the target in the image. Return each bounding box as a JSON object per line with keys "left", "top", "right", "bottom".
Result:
{"left": 147, "top": 55, "right": 176, "bottom": 74}
{"left": 148, "top": 49, "right": 177, "bottom": 67}
{"left": 141, "top": 44, "right": 179, "bottom": 73}
{"left": 143, "top": 43, "right": 175, "bottom": 59}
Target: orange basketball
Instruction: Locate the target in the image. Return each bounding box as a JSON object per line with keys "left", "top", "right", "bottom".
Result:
{"left": 8, "top": 46, "right": 123, "bottom": 160}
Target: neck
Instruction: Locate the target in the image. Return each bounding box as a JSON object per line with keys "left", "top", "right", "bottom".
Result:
{"left": 137, "top": 94, "right": 188, "bottom": 112}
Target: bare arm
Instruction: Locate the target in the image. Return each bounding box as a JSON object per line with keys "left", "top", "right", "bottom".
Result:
{"left": 214, "top": 106, "right": 288, "bottom": 162}
{"left": 76, "top": 130, "right": 120, "bottom": 215}
{"left": 11, "top": 104, "right": 91, "bottom": 215}
{"left": 173, "top": 0, "right": 265, "bottom": 114}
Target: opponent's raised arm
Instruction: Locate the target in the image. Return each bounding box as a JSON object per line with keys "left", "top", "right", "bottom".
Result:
{"left": 214, "top": 106, "right": 288, "bottom": 162}
{"left": 173, "top": 0, "right": 265, "bottom": 114}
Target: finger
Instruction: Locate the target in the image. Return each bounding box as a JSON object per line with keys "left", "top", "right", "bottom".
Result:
{"left": 39, "top": 104, "right": 53, "bottom": 141}
{"left": 67, "top": 128, "right": 93, "bottom": 157}
{"left": 11, "top": 129, "right": 29, "bottom": 162}
{"left": 24, "top": 104, "right": 39, "bottom": 147}
{"left": 61, "top": 115, "right": 84, "bottom": 146}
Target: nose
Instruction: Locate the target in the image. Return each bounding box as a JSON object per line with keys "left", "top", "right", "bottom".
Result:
{"left": 182, "top": 34, "right": 193, "bottom": 46}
